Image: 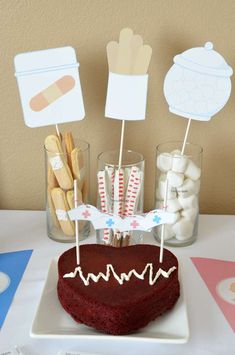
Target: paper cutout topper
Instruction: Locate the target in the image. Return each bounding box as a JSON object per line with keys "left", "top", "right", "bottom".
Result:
{"left": 14, "top": 46, "right": 85, "bottom": 128}
{"left": 192, "top": 257, "right": 235, "bottom": 332}
{"left": 68, "top": 204, "right": 175, "bottom": 232}
{"left": 105, "top": 28, "right": 152, "bottom": 121}
{"left": 164, "top": 42, "right": 233, "bottom": 121}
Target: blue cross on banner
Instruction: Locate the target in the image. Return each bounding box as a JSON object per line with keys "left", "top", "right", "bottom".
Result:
{"left": 153, "top": 215, "right": 161, "bottom": 224}
{"left": 106, "top": 218, "right": 115, "bottom": 228}
{"left": 0, "top": 249, "right": 33, "bottom": 328}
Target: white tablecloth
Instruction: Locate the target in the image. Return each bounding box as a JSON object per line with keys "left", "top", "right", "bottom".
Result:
{"left": 0, "top": 211, "right": 235, "bottom": 355}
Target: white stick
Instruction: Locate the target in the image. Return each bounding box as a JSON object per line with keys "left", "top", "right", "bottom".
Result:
{"left": 74, "top": 180, "right": 80, "bottom": 265}
{"left": 118, "top": 120, "right": 125, "bottom": 169}
{"left": 159, "top": 178, "right": 169, "bottom": 263}
{"left": 181, "top": 118, "right": 192, "bottom": 155}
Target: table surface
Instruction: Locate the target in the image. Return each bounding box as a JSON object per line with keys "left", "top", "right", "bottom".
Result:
{"left": 0, "top": 211, "right": 235, "bottom": 355}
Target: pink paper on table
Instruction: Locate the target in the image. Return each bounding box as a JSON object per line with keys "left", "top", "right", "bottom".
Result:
{"left": 191, "top": 257, "right": 235, "bottom": 332}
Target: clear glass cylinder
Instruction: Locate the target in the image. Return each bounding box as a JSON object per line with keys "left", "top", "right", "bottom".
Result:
{"left": 45, "top": 139, "right": 90, "bottom": 242}
{"left": 96, "top": 150, "right": 145, "bottom": 247}
{"left": 154, "top": 141, "right": 202, "bottom": 247}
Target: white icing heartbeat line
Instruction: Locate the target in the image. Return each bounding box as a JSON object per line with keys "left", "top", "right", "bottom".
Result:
{"left": 63, "top": 263, "right": 177, "bottom": 286}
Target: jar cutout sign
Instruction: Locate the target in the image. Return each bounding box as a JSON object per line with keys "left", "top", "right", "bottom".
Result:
{"left": 164, "top": 42, "right": 233, "bottom": 121}
{"left": 156, "top": 42, "right": 233, "bottom": 247}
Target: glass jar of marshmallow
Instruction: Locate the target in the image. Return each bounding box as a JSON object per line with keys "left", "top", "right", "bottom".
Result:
{"left": 154, "top": 141, "right": 202, "bottom": 246}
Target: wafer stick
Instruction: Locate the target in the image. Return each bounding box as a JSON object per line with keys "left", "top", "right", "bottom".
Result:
{"left": 45, "top": 135, "right": 73, "bottom": 190}
{"left": 51, "top": 188, "right": 75, "bottom": 236}
{"left": 105, "top": 166, "right": 115, "bottom": 211}
{"left": 64, "top": 132, "right": 75, "bottom": 173}
{"left": 112, "top": 169, "right": 124, "bottom": 247}
{"left": 122, "top": 167, "right": 142, "bottom": 246}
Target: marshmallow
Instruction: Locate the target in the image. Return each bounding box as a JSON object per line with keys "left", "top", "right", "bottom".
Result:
{"left": 171, "top": 212, "right": 180, "bottom": 224}
{"left": 181, "top": 207, "right": 198, "bottom": 221}
{"left": 166, "top": 198, "right": 182, "bottom": 213}
{"left": 171, "top": 149, "right": 181, "bottom": 155}
{"left": 157, "top": 153, "right": 172, "bottom": 172}
{"left": 172, "top": 153, "right": 188, "bottom": 173}
{"left": 177, "top": 178, "right": 200, "bottom": 198}
{"left": 185, "top": 160, "right": 201, "bottom": 181}
{"left": 167, "top": 171, "right": 184, "bottom": 188}
{"left": 178, "top": 194, "right": 198, "bottom": 210}
{"left": 172, "top": 217, "right": 194, "bottom": 240}
{"left": 156, "top": 180, "right": 177, "bottom": 200}
{"left": 156, "top": 224, "right": 175, "bottom": 240}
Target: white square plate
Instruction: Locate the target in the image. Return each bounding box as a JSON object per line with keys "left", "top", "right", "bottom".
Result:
{"left": 30, "top": 258, "right": 189, "bottom": 343}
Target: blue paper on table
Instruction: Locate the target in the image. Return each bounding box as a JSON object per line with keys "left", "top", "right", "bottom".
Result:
{"left": 0, "top": 249, "right": 33, "bottom": 328}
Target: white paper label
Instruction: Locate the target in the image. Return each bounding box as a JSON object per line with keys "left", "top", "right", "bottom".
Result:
{"left": 49, "top": 156, "right": 63, "bottom": 170}
{"left": 56, "top": 209, "right": 68, "bottom": 221}
{"left": 57, "top": 352, "right": 99, "bottom": 355}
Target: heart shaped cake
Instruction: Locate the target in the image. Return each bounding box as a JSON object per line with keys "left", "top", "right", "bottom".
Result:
{"left": 57, "top": 244, "right": 180, "bottom": 335}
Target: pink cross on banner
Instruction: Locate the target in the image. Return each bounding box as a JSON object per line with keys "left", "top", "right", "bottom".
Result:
{"left": 130, "top": 220, "right": 139, "bottom": 229}
{"left": 82, "top": 210, "right": 91, "bottom": 219}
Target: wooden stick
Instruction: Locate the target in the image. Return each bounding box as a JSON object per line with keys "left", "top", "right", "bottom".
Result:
{"left": 116, "top": 28, "right": 133, "bottom": 74}
{"left": 74, "top": 180, "right": 80, "bottom": 264}
{"left": 132, "top": 44, "right": 152, "bottom": 75}
{"left": 107, "top": 41, "right": 118, "bottom": 72}
{"left": 181, "top": 118, "right": 192, "bottom": 155}
{"left": 118, "top": 120, "right": 125, "bottom": 169}
{"left": 159, "top": 179, "right": 169, "bottom": 263}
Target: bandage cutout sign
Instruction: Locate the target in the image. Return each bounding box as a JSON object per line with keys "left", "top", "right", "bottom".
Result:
{"left": 14, "top": 46, "right": 85, "bottom": 127}
{"left": 30, "top": 75, "right": 75, "bottom": 112}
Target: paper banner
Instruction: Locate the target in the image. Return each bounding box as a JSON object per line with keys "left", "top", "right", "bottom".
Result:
{"left": 14, "top": 46, "right": 85, "bottom": 127}
{"left": 68, "top": 204, "right": 175, "bottom": 232}
{"left": 191, "top": 257, "right": 235, "bottom": 332}
{"left": 0, "top": 249, "right": 33, "bottom": 328}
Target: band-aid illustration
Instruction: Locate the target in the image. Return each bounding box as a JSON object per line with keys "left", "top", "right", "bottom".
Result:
{"left": 29, "top": 75, "right": 75, "bottom": 112}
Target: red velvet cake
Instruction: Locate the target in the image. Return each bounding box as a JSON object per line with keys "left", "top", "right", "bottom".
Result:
{"left": 57, "top": 244, "right": 180, "bottom": 335}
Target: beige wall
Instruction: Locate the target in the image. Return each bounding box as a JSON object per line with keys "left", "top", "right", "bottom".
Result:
{"left": 1, "top": 0, "right": 235, "bottom": 214}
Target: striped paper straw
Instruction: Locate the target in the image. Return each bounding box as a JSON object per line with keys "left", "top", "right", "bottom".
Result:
{"left": 97, "top": 170, "right": 110, "bottom": 244}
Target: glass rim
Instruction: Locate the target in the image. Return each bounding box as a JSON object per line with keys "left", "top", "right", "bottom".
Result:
{"left": 97, "top": 149, "right": 145, "bottom": 168}
{"left": 156, "top": 141, "right": 203, "bottom": 157}
{"left": 44, "top": 138, "right": 90, "bottom": 154}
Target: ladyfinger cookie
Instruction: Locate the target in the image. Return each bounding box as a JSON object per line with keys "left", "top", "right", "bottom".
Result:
{"left": 47, "top": 187, "right": 60, "bottom": 229}
{"left": 45, "top": 135, "right": 73, "bottom": 190}
{"left": 64, "top": 132, "right": 75, "bottom": 174}
{"left": 51, "top": 187, "right": 75, "bottom": 236}
{"left": 47, "top": 162, "right": 58, "bottom": 188}
{"left": 71, "top": 146, "right": 85, "bottom": 189}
